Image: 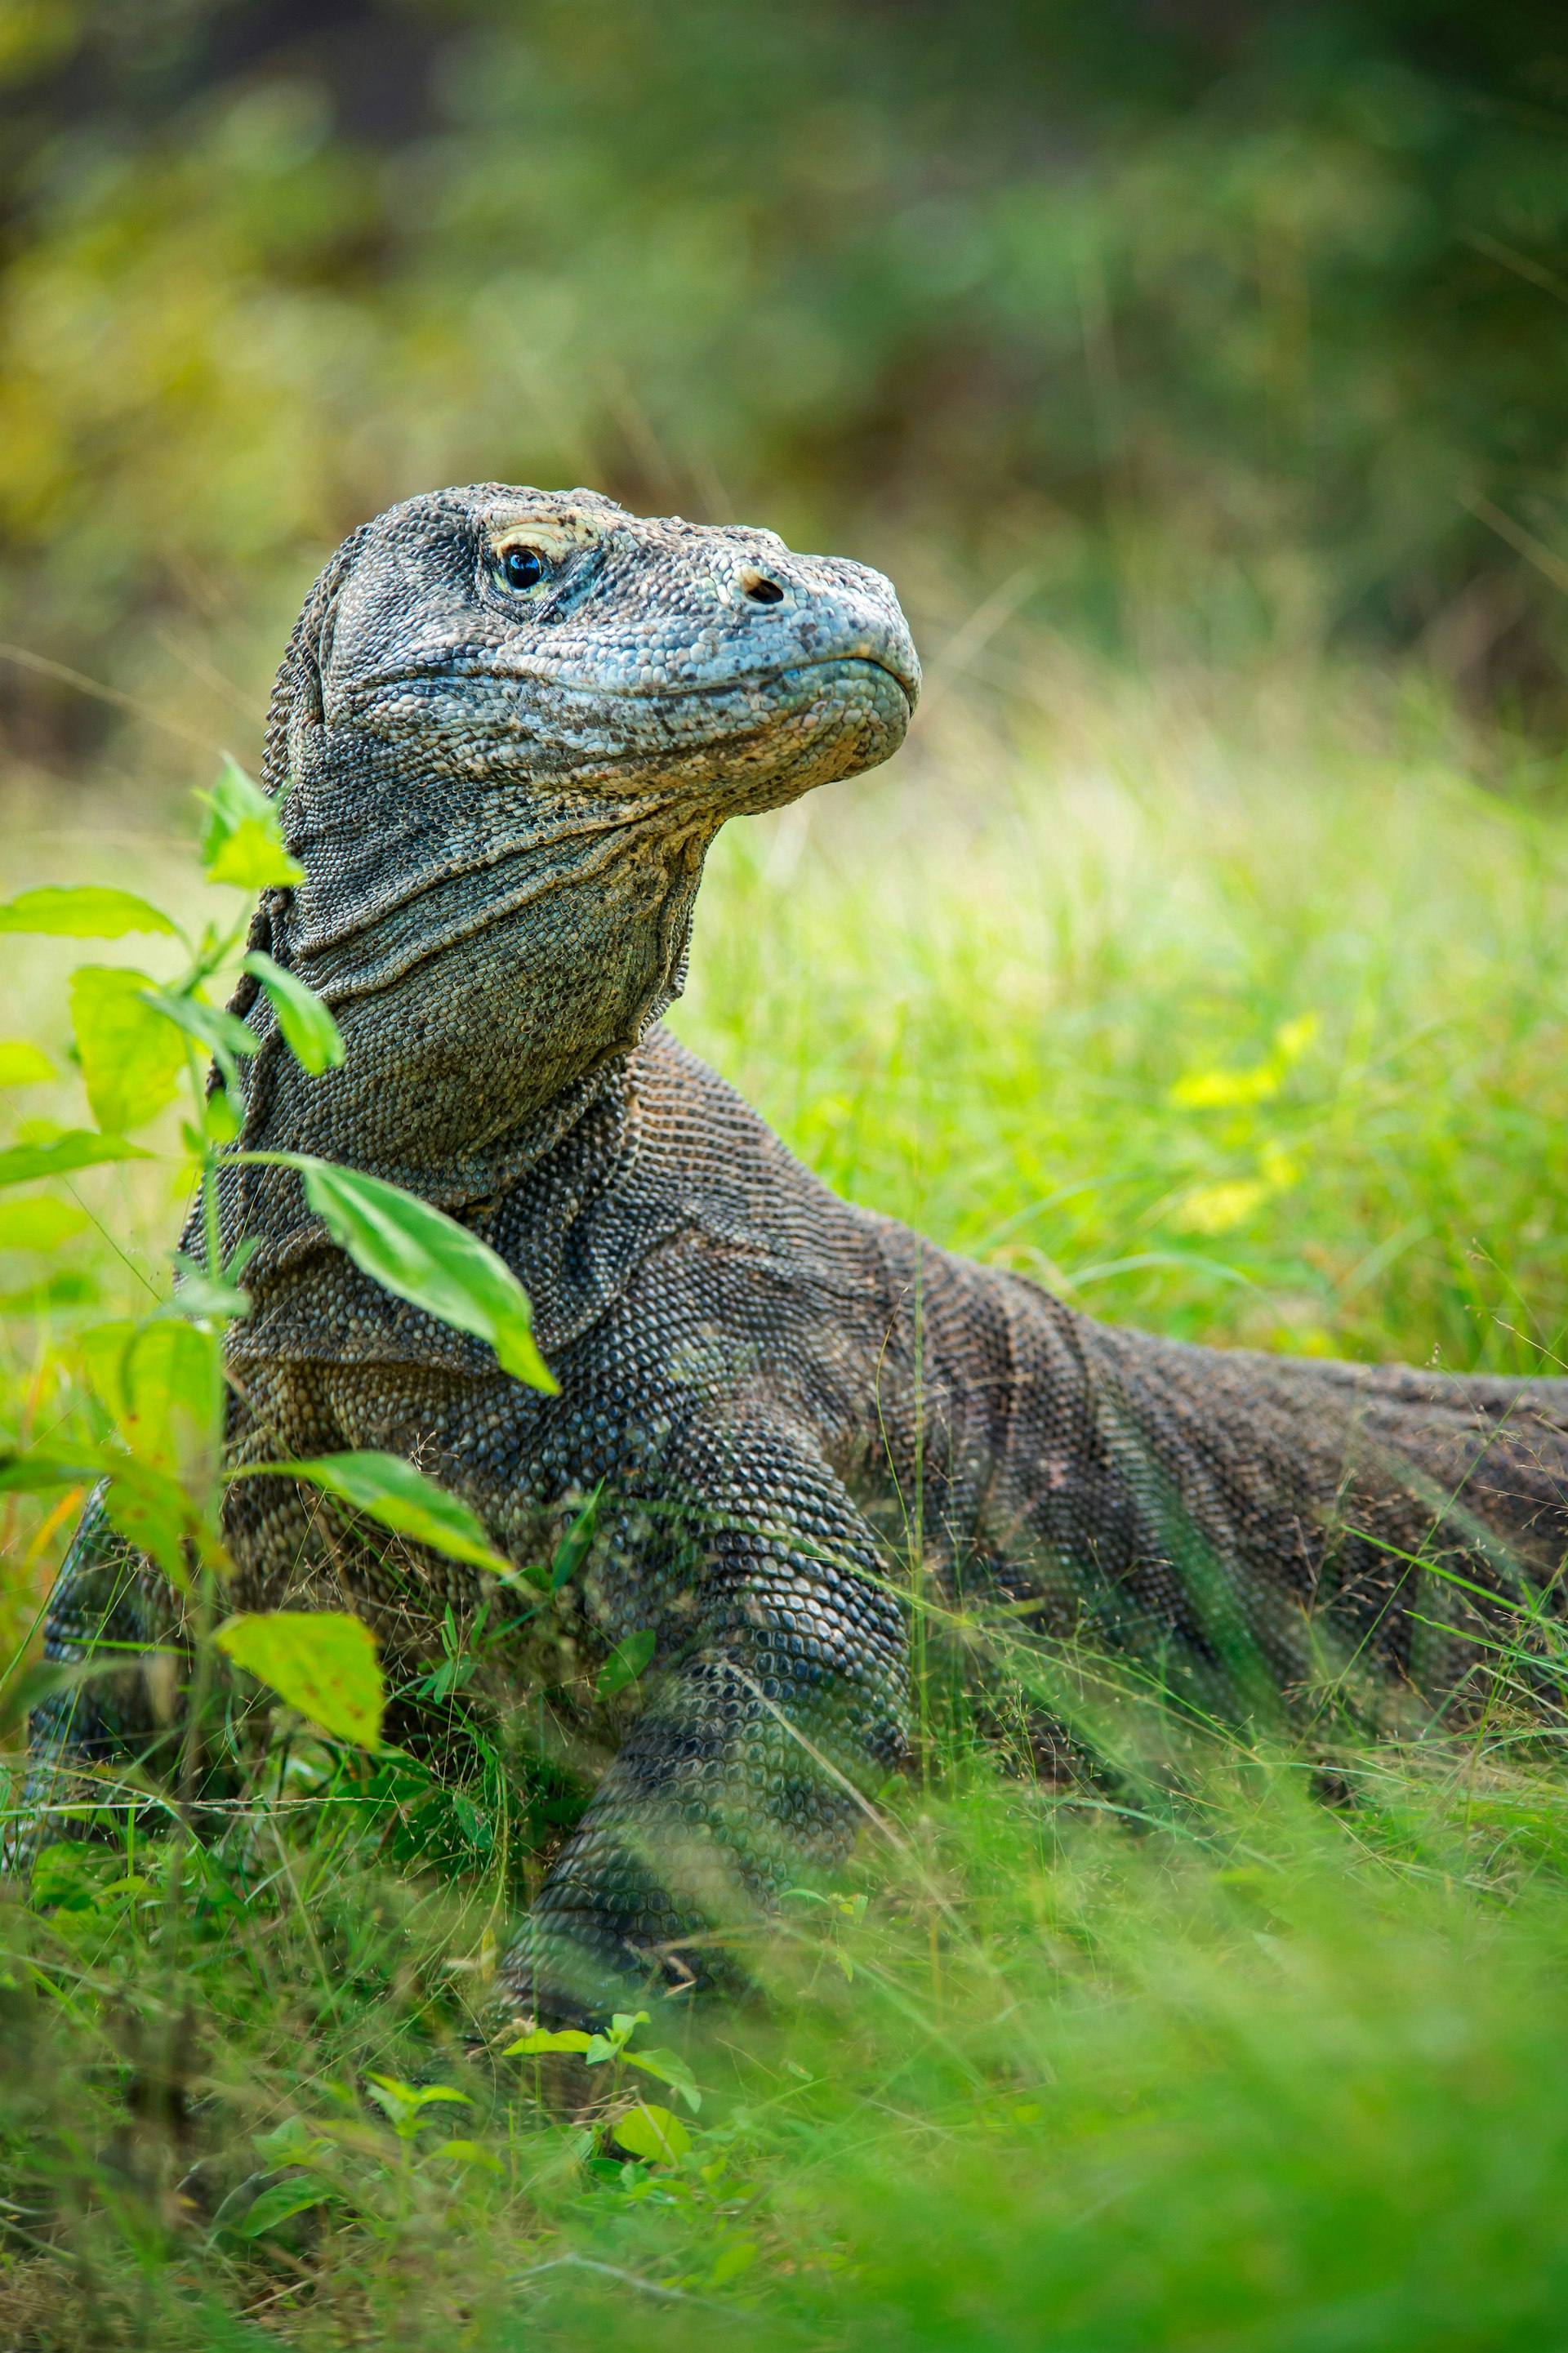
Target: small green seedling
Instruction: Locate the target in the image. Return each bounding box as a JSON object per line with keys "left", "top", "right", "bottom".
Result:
{"left": 506, "top": 2008, "right": 702, "bottom": 2114}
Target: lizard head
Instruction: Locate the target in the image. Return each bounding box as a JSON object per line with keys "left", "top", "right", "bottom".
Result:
{"left": 237, "top": 487, "right": 919, "bottom": 1190}
{"left": 317, "top": 484, "right": 919, "bottom": 808}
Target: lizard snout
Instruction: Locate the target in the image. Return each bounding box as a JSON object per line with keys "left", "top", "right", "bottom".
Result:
{"left": 723, "top": 548, "right": 921, "bottom": 713}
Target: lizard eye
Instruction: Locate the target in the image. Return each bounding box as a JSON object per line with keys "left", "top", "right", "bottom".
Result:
{"left": 500, "top": 545, "right": 547, "bottom": 590}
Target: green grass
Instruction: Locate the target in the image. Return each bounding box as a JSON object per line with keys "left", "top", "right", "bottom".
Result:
{"left": 684, "top": 645, "right": 1568, "bottom": 1374}
{"left": 4, "top": 643, "right": 1568, "bottom": 2347}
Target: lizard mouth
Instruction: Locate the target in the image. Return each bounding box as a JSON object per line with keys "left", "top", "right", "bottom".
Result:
{"left": 341, "top": 664, "right": 914, "bottom": 818}
{"left": 336, "top": 653, "right": 916, "bottom": 782}
{"left": 777, "top": 651, "right": 918, "bottom": 710}
{"left": 347, "top": 648, "right": 917, "bottom": 715}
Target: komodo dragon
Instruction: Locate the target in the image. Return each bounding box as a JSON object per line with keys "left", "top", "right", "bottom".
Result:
{"left": 25, "top": 485, "right": 1568, "bottom": 2019}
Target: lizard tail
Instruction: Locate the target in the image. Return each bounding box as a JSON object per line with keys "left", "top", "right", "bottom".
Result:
{"left": 1035, "top": 1313, "right": 1568, "bottom": 1715}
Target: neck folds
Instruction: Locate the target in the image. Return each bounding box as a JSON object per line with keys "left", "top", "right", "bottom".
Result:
{"left": 238, "top": 824, "right": 705, "bottom": 1197}
{"left": 234, "top": 718, "right": 716, "bottom": 1199}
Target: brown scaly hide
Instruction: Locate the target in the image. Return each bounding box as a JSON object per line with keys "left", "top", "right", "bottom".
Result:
{"left": 27, "top": 486, "right": 1568, "bottom": 2022}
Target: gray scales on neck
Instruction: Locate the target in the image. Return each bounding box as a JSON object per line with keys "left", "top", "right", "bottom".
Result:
{"left": 29, "top": 485, "right": 1568, "bottom": 2023}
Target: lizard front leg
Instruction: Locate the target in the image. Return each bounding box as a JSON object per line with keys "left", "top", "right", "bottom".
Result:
{"left": 510, "top": 1411, "right": 909, "bottom": 2023}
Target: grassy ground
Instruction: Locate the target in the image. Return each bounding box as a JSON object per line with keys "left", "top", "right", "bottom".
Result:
{"left": 2, "top": 640, "right": 1568, "bottom": 2346}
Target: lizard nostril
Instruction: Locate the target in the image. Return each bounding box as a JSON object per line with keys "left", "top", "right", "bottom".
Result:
{"left": 740, "top": 568, "right": 785, "bottom": 605}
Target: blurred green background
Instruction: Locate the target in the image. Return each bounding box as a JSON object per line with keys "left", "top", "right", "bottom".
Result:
{"left": 3, "top": 0, "right": 1568, "bottom": 771}
{"left": 11, "top": 18, "right": 1568, "bottom": 2344}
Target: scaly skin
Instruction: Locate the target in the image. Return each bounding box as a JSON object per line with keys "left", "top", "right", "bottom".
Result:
{"left": 26, "top": 485, "right": 1568, "bottom": 2021}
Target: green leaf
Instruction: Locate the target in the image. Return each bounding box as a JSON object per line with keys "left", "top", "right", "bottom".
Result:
{"left": 612, "top": 2102, "right": 691, "bottom": 2165}
{"left": 170, "top": 1269, "right": 252, "bottom": 1321}
{"left": 199, "top": 1086, "right": 243, "bottom": 1146}
{"left": 598, "top": 1627, "right": 656, "bottom": 1701}
{"left": 70, "top": 966, "right": 187, "bottom": 1133}
{"left": 241, "top": 1152, "right": 558, "bottom": 1393}
{"left": 198, "top": 756, "right": 305, "bottom": 888}
{"left": 626, "top": 2047, "right": 702, "bottom": 2114}
{"left": 503, "top": 2027, "right": 596, "bottom": 2057}
{"left": 364, "top": 2076, "right": 470, "bottom": 2139}
{"left": 100, "top": 1457, "right": 203, "bottom": 1589}
{"left": 0, "top": 1435, "right": 198, "bottom": 1589}
{"left": 215, "top": 1610, "right": 385, "bottom": 1747}
{"left": 0, "top": 885, "right": 178, "bottom": 938}
{"left": 0, "top": 1130, "right": 149, "bottom": 1188}
{"left": 0, "top": 1446, "right": 102, "bottom": 1494}
{"left": 172, "top": 1245, "right": 253, "bottom": 1323}
{"left": 207, "top": 820, "right": 305, "bottom": 889}
{"left": 242, "top": 951, "right": 345, "bottom": 1075}
{"left": 551, "top": 1482, "right": 603, "bottom": 1592}
{"left": 449, "top": 1789, "right": 494, "bottom": 1851}
{"left": 368, "top": 2078, "right": 469, "bottom": 2110}
{"left": 707, "top": 2240, "right": 758, "bottom": 2288}
{"left": 433, "top": 2138, "right": 501, "bottom": 2169}
{"left": 143, "top": 988, "right": 259, "bottom": 1094}
{"left": 231, "top": 1450, "right": 513, "bottom": 1577}
{"left": 230, "top": 2179, "right": 327, "bottom": 2241}
{"left": 81, "top": 1317, "right": 222, "bottom": 1485}
{"left": 0, "top": 1197, "right": 90, "bottom": 1250}
{"left": 0, "top": 1041, "right": 55, "bottom": 1085}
